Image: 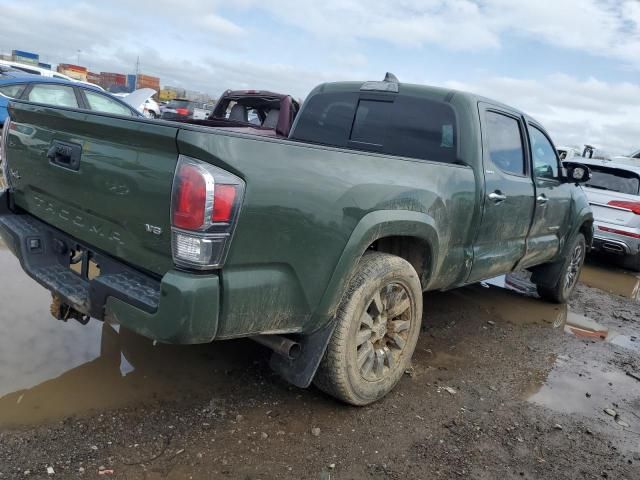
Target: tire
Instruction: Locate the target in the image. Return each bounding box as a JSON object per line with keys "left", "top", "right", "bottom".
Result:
{"left": 621, "top": 253, "right": 640, "bottom": 272}
{"left": 536, "top": 233, "right": 586, "bottom": 303}
{"left": 314, "top": 252, "right": 423, "bottom": 405}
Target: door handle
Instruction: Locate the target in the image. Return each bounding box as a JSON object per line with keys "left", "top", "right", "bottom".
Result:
{"left": 537, "top": 194, "right": 548, "bottom": 205}
{"left": 46, "top": 140, "right": 81, "bottom": 171}
{"left": 488, "top": 191, "right": 507, "bottom": 203}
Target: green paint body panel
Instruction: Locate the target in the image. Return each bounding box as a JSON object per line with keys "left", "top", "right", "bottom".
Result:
{"left": 2, "top": 81, "right": 593, "bottom": 344}
{"left": 106, "top": 269, "right": 220, "bottom": 344}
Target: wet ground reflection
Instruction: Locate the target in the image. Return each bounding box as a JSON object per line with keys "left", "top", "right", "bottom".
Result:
{"left": 0, "top": 243, "right": 259, "bottom": 428}
{"left": 580, "top": 260, "right": 640, "bottom": 301}
{"left": 1, "top": 237, "right": 638, "bottom": 428}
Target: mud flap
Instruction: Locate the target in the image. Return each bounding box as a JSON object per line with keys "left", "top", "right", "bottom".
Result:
{"left": 530, "top": 261, "right": 564, "bottom": 288}
{"left": 269, "top": 320, "right": 336, "bottom": 388}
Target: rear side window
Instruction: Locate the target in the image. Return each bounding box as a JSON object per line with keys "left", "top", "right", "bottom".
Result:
{"left": 484, "top": 111, "right": 525, "bottom": 176}
{"left": 380, "top": 96, "right": 456, "bottom": 162}
{"left": 84, "top": 90, "right": 134, "bottom": 116}
{"left": 292, "top": 92, "right": 358, "bottom": 147}
{"left": 292, "top": 92, "right": 457, "bottom": 162}
{"left": 0, "top": 84, "right": 26, "bottom": 99}
{"left": 27, "top": 84, "right": 78, "bottom": 108}
{"left": 586, "top": 167, "right": 640, "bottom": 195}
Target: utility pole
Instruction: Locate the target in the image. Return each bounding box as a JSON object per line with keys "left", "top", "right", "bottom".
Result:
{"left": 77, "top": 49, "right": 81, "bottom": 65}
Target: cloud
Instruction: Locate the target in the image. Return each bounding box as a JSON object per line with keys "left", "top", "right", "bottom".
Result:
{"left": 0, "top": 0, "right": 638, "bottom": 154}
{"left": 443, "top": 74, "right": 640, "bottom": 155}
{"left": 196, "top": 14, "right": 245, "bottom": 36}
{"left": 238, "top": 0, "right": 640, "bottom": 65}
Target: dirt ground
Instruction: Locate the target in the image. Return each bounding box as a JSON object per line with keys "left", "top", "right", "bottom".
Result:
{"left": 0, "top": 243, "right": 639, "bottom": 480}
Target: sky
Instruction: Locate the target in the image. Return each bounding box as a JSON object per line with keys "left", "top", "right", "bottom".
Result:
{"left": 0, "top": 0, "right": 639, "bottom": 154}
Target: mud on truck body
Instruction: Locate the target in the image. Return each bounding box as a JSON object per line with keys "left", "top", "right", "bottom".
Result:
{"left": 0, "top": 74, "right": 593, "bottom": 405}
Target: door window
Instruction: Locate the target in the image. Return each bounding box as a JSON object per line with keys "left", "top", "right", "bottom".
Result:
{"left": 27, "top": 84, "right": 78, "bottom": 108}
{"left": 529, "top": 126, "right": 560, "bottom": 180}
{"left": 485, "top": 111, "right": 525, "bottom": 176}
{"left": 84, "top": 91, "right": 134, "bottom": 116}
{"left": 0, "top": 84, "right": 26, "bottom": 99}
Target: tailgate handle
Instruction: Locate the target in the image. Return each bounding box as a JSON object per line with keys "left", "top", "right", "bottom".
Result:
{"left": 47, "top": 141, "right": 81, "bottom": 171}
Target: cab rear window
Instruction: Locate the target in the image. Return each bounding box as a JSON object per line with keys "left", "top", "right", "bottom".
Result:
{"left": 292, "top": 92, "right": 457, "bottom": 163}
{"left": 585, "top": 167, "right": 640, "bottom": 195}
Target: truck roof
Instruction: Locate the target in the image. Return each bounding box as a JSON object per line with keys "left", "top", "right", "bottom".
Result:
{"left": 308, "top": 80, "right": 539, "bottom": 125}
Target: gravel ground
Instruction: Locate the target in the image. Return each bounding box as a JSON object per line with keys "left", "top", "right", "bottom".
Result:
{"left": 0, "top": 251, "right": 639, "bottom": 480}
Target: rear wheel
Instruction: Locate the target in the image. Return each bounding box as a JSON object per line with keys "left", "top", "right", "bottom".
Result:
{"left": 314, "top": 252, "right": 423, "bottom": 405}
{"left": 536, "top": 233, "right": 586, "bottom": 303}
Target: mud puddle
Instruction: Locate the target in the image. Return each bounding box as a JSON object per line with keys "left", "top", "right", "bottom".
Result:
{"left": 528, "top": 357, "right": 640, "bottom": 421}
{"left": 0, "top": 245, "right": 258, "bottom": 428}
{"left": 580, "top": 260, "right": 640, "bottom": 300}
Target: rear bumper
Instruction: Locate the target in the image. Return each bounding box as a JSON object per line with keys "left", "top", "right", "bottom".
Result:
{"left": 0, "top": 197, "right": 220, "bottom": 344}
{"left": 592, "top": 221, "right": 640, "bottom": 256}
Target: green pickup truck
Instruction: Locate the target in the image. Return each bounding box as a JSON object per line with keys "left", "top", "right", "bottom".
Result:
{"left": 0, "top": 75, "right": 593, "bottom": 405}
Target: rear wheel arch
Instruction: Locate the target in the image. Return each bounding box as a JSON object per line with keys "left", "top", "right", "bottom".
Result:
{"left": 314, "top": 210, "right": 439, "bottom": 324}
{"left": 367, "top": 235, "right": 433, "bottom": 287}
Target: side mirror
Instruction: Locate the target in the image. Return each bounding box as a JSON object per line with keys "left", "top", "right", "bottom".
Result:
{"left": 563, "top": 162, "right": 592, "bottom": 184}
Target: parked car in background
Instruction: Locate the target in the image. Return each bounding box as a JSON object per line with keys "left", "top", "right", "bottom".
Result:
{"left": 160, "top": 98, "right": 195, "bottom": 120}
{"left": 142, "top": 98, "right": 161, "bottom": 118}
{"left": 114, "top": 89, "right": 160, "bottom": 118}
{"left": 192, "top": 102, "right": 214, "bottom": 120}
{"left": 0, "top": 74, "right": 141, "bottom": 128}
{"left": 612, "top": 149, "right": 640, "bottom": 164}
{"left": 0, "top": 60, "right": 104, "bottom": 90}
{"left": 557, "top": 146, "right": 585, "bottom": 161}
{"left": 570, "top": 157, "right": 640, "bottom": 271}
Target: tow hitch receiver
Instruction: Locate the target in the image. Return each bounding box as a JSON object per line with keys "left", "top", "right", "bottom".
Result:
{"left": 49, "top": 294, "right": 90, "bottom": 324}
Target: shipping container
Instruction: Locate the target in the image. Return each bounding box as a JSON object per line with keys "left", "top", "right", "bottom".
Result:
{"left": 58, "top": 63, "right": 88, "bottom": 73}
{"left": 100, "top": 72, "right": 126, "bottom": 85}
{"left": 87, "top": 71, "right": 101, "bottom": 83}
{"left": 12, "top": 50, "right": 38, "bottom": 60}
{"left": 127, "top": 74, "right": 137, "bottom": 90}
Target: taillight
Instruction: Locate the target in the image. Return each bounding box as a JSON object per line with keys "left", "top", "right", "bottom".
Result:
{"left": 173, "top": 163, "right": 208, "bottom": 230}
{"left": 598, "top": 226, "right": 640, "bottom": 239}
{"left": 1, "top": 120, "right": 11, "bottom": 186}
{"left": 212, "top": 185, "right": 237, "bottom": 222}
{"left": 171, "top": 155, "right": 244, "bottom": 270}
{"left": 608, "top": 200, "right": 640, "bottom": 215}
{"left": 175, "top": 108, "right": 189, "bottom": 116}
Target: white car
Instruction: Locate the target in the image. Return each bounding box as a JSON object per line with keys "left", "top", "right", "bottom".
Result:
{"left": 142, "top": 98, "right": 161, "bottom": 118}
{"left": 114, "top": 89, "right": 159, "bottom": 118}
{"left": 0, "top": 60, "right": 104, "bottom": 90}
{"left": 572, "top": 157, "right": 640, "bottom": 271}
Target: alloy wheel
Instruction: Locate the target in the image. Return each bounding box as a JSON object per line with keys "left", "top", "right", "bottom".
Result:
{"left": 355, "top": 282, "right": 413, "bottom": 381}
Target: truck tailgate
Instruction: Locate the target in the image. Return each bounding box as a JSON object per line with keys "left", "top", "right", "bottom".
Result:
{"left": 4, "top": 102, "right": 179, "bottom": 276}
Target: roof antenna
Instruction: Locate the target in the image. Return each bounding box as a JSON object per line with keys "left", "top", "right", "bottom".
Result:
{"left": 384, "top": 72, "right": 399, "bottom": 83}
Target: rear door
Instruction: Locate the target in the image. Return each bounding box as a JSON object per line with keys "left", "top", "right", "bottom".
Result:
{"left": 517, "top": 123, "right": 573, "bottom": 268}
{"left": 467, "top": 105, "right": 535, "bottom": 282}
{"left": 5, "top": 100, "right": 180, "bottom": 276}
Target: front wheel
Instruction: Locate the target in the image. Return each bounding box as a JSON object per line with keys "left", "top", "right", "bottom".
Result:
{"left": 537, "top": 233, "right": 586, "bottom": 303}
{"left": 314, "top": 252, "right": 423, "bottom": 405}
